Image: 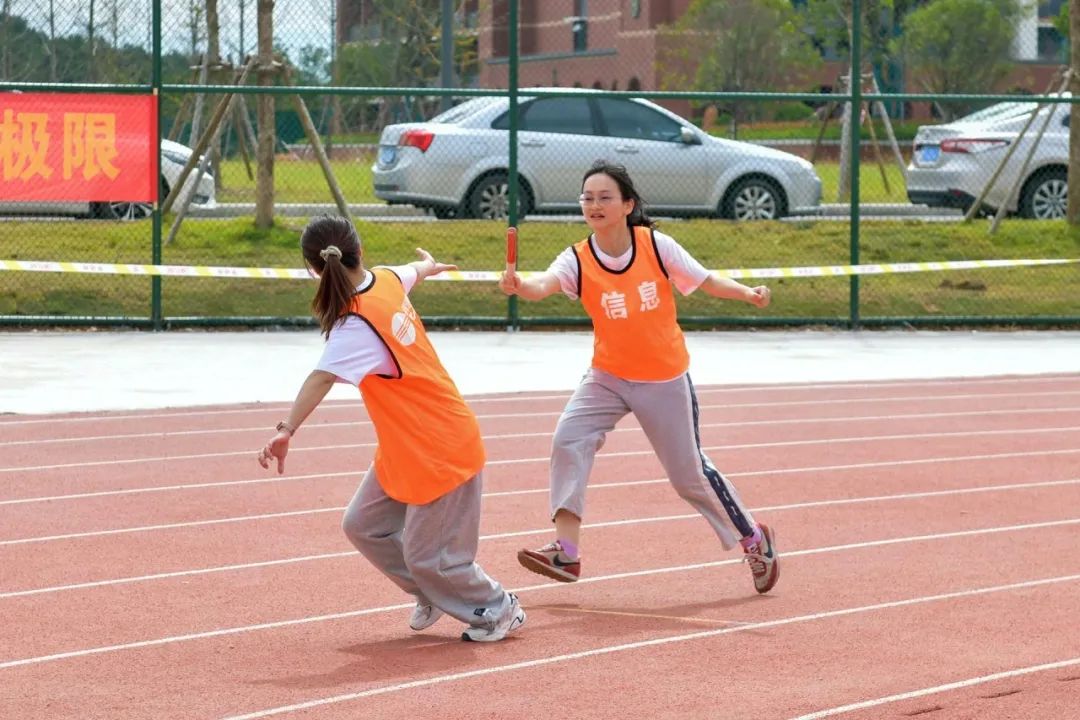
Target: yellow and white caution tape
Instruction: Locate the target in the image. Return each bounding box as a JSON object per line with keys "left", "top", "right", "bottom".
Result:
{"left": 0, "top": 257, "right": 1076, "bottom": 281}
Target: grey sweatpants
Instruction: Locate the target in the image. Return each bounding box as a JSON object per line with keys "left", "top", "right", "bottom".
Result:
{"left": 341, "top": 465, "right": 509, "bottom": 629}
{"left": 550, "top": 368, "right": 756, "bottom": 550}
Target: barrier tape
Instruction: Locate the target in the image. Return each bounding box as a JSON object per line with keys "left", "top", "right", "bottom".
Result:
{"left": 0, "top": 257, "right": 1076, "bottom": 281}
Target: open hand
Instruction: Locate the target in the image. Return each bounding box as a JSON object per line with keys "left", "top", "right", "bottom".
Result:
{"left": 415, "top": 247, "right": 458, "bottom": 279}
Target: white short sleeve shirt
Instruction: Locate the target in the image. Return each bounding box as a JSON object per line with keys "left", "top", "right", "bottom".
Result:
{"left": 546, "top": 229, "right": 710, "bottom": 300}
{"left": 315, "top": 265, "right": 419, "bottom": 385}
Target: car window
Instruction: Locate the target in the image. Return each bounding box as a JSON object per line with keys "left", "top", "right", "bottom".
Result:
{"left": 429, "top": 97, "right": 497, "bottom": 123}
{"left": 491, "top": 98, "right": 594, "bottom": 135}
{"left": 595, "top": 98, "right": 684, "bottom": 142}
{"left": 956, "top": 101, "right": 1038, "bottom": 124}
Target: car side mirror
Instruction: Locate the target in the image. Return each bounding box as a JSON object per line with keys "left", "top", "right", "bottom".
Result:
{"left": 680, "top": 126, "right": 701, "bottom": 145}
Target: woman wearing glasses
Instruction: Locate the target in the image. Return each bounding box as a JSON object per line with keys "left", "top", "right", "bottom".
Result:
{"left": 498, "top": 159, "right": 779, "bottom": 595}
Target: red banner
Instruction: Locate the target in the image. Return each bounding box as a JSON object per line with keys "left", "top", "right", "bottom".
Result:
{"left": 0, "top": 93, "right": 158, "bottom": 203}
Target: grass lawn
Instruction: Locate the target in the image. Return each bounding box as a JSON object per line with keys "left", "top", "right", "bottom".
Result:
{"left": 2, "top": 216, "right": 1077, "bottom": 323}
{"left": 216, "top": 157, "right": 910, "bottom": 206}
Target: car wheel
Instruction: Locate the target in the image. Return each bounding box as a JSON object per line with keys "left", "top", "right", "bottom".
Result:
{"left": 92, "top": 177, "right": 167, "bottom": 221}
{"left": 94, "top": 201, "right": 154, "bottom": 221}
{"left": 432, "top": 205, "right": 459, "bottom": 219}
{"left": 722, "top": 175, "right": 786, "bottom": 221}
{"left": 465, "top": 173, "right": 533, "bottom": 220}
{"left": 1020, "top": 168, "right": 1067, "bottom": 220}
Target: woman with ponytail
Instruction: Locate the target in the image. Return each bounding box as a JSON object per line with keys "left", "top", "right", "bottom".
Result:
{"left": 257, "top": 215, "right": 525, "bottom": 643}
{"left": 499, "top": 160, "right": 780, "bottom": 596}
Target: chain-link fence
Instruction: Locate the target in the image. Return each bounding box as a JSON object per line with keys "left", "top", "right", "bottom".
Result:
{"left": 1, "top": 0, "right": 1077, "bottom": 328}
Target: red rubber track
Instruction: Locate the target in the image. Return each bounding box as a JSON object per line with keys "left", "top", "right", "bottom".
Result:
{"left": 1, "top": 372, "right": 1079, "bottom": 719}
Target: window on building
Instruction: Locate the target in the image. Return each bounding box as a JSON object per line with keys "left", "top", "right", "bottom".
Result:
{"left": 1038, "top": 26, "right": 1066, "bottom": 63}
{"left": 572, "top": 0, "right": 588, "bottom": 52}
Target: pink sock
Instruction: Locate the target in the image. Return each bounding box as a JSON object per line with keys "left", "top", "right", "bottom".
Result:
{"left": 740, "top": 526, "right": 763, "bottom": 550}
{"left": 558, "top": 538, "right": 579, "bottom": 559}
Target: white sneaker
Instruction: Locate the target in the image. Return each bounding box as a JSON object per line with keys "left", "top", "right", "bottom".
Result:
{"left": 409, "top": 602, "right": 444, "bottom": 631}
{"left": 461, "top": 593, "right": 526, "bottom": 643}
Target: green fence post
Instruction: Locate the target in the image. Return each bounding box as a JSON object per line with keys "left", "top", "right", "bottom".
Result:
{"left": 849, "top": 0, "right": 862, "bottom": 329}
{"left": 151, "top": 0, "right": 163, "bottom": 330}
{"left": 507, "top": 0, "right": 520, "bottom": 330}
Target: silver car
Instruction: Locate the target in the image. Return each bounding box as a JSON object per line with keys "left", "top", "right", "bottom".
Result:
{"left": 907, "top": 100, "right": 1068, "bottom": 219}
{"left": 0, "top": 139, "right": 216, "bottom": 220}
{"left": 372, "top": 90, "right": 822, "bottom": 220}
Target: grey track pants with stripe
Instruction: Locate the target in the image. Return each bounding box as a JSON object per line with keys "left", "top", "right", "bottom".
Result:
{"left": 550, "top": 367, "right": 757, "bottom": 550}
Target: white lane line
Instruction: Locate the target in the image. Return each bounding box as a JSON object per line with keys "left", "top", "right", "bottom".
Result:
{"left": 788, "top": 657, "right": 1080, "bottom": 719}
{"left": 4, "top": 456, "right": 1079, "bottom": 547}
{"left": 4, "top": 458, "right": 1080, "bottom": 547}
{"left": 2, "top": 519, "right": 1079, "bottom": 671}
{"left": 6, "top": 422, "right": 1080, "bottom": 474}
{"left": 218, "top": 573, "right": 1080, "bottom": 719}
{"left": 5, "top": 445, "right": 1079, "bottom": 508}
{"left": 2, "top": 374, "right": 1075, "bottom": 427}
{"left": 7, "top": 405, "right": 1080, "bottom": 448}
{"left": 2, "top": 479, "right": 1077, "bottom": 596}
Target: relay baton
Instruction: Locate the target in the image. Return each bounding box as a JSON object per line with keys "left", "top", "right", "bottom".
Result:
{"left": 505, "top": 226, "right": 518, "bottom": 275}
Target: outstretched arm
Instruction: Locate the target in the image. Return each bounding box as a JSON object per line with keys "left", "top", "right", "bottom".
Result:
{"left": 699, "top": 273, "right": 771, "bottom": 308}
{"left": 498, "top": 269, "right": 562, "bottom": 301}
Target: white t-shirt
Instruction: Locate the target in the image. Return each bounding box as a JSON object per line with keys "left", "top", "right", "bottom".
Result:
{"left": 315, "top": 265, "right": 419, "bottom": 385}
{"left": 546, "top": 229, "right": 711, "bottom": 299}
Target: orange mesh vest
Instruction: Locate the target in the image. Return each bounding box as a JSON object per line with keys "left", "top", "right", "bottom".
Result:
{"left": 350, "top": 268, "right": 485, "bottom": 504}
{"left": 573, "top": 226, "right": 690, "bottom": 382}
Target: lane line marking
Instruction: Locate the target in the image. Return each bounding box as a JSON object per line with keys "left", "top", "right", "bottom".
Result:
{"left": 1, "top": 380, "right": 1076, "bottom": 428}
{"left": 4, "top": 464, "right": 1079, "bottom": 550}
{"left": 6, "top": 405, "right": 1080, "bottom": 448}
{"left": 4, "top": 475, "right": 1077, "bottom": 599}
{"left": 535, "top": 606, "right": 752, "bottom": 626}
{"left": 788, "top": 657, "right": 1080, "bottom": 719}
{"left": 4, "top": 469, "right": 1079, "bottom": 548}
{"left": 5, "top": 422, "right": 1079, "bottom": 474}
{"left": 217, "top": 573, "right": 1080, "bottom": 720}
{"left": 2, "top": 519, "right": 1079, "bottom": 671}
{"left": 4, "top": 447, "right": 1079, "bottom": 508}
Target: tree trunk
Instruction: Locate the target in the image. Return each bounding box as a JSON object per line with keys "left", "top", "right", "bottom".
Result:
{"left": 87, "top": 0, "right": 96, "bottom": 82}
{"left": 206, "top": 0, "right": 224, "bottom": 190}
{"left": 1, "top": 0, "right": 11, "bottom": 81}
{"left": 255, "top": 0, "right": 275, "bottom": 229}
{"left": 48, "top": 0, "right": 57, "bottom": 81}
{"left": 1068, "top": 0, "right": 1080, "bottom": 224}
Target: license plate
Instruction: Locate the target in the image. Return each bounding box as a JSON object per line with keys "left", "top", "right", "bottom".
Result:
{"left": 918, "top": 146, "right": 940, "bottom": 163}
{"left": 379, "top": 145, "right": 397, "bottom": 166}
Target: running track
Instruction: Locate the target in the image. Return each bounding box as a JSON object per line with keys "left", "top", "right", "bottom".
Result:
{"left": 2, "top": 373, "right": 1079, "bottom": 719}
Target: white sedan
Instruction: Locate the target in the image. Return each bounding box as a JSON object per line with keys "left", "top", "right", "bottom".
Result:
{"left": 373, "top": 90, "right": 822, "bottom": 221}
{"left": 0, "top": 139, "right": 216, "bottom": 220}
{"left": 907, "top": 100, "right": 1069, "bottom": 219}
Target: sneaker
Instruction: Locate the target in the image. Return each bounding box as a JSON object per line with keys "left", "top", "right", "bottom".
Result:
{"left": 461, "top": 593, "right": 526, "bottom": 642}
{"left": 743, "top": 524, "right": 779, "bottom": 594}
{"left": 409, "top": 601, "right": 444, "bottom": 631}
{"left": 517, "top": 541, "right": 580, "bottom": 583}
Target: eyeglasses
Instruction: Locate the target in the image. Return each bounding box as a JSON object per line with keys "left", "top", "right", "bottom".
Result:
{"left": 578, "top": 195, "right": 620, "bottom": 206}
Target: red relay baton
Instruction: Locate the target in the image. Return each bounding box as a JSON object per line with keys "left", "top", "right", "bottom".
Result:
{"left": 505, "top": 226, "right": 518, "bottom": 274}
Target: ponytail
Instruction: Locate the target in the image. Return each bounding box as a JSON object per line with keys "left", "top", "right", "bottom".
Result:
{"left": 300, "top": 216, "right": 363, "bottom": 337}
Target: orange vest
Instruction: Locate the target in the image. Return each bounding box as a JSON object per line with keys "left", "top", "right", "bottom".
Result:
{"left": 573, "top": 226, "right": 690, "bottom": 382}
{"left": 350, "top": 268, "right": 485, "bottom": 504}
